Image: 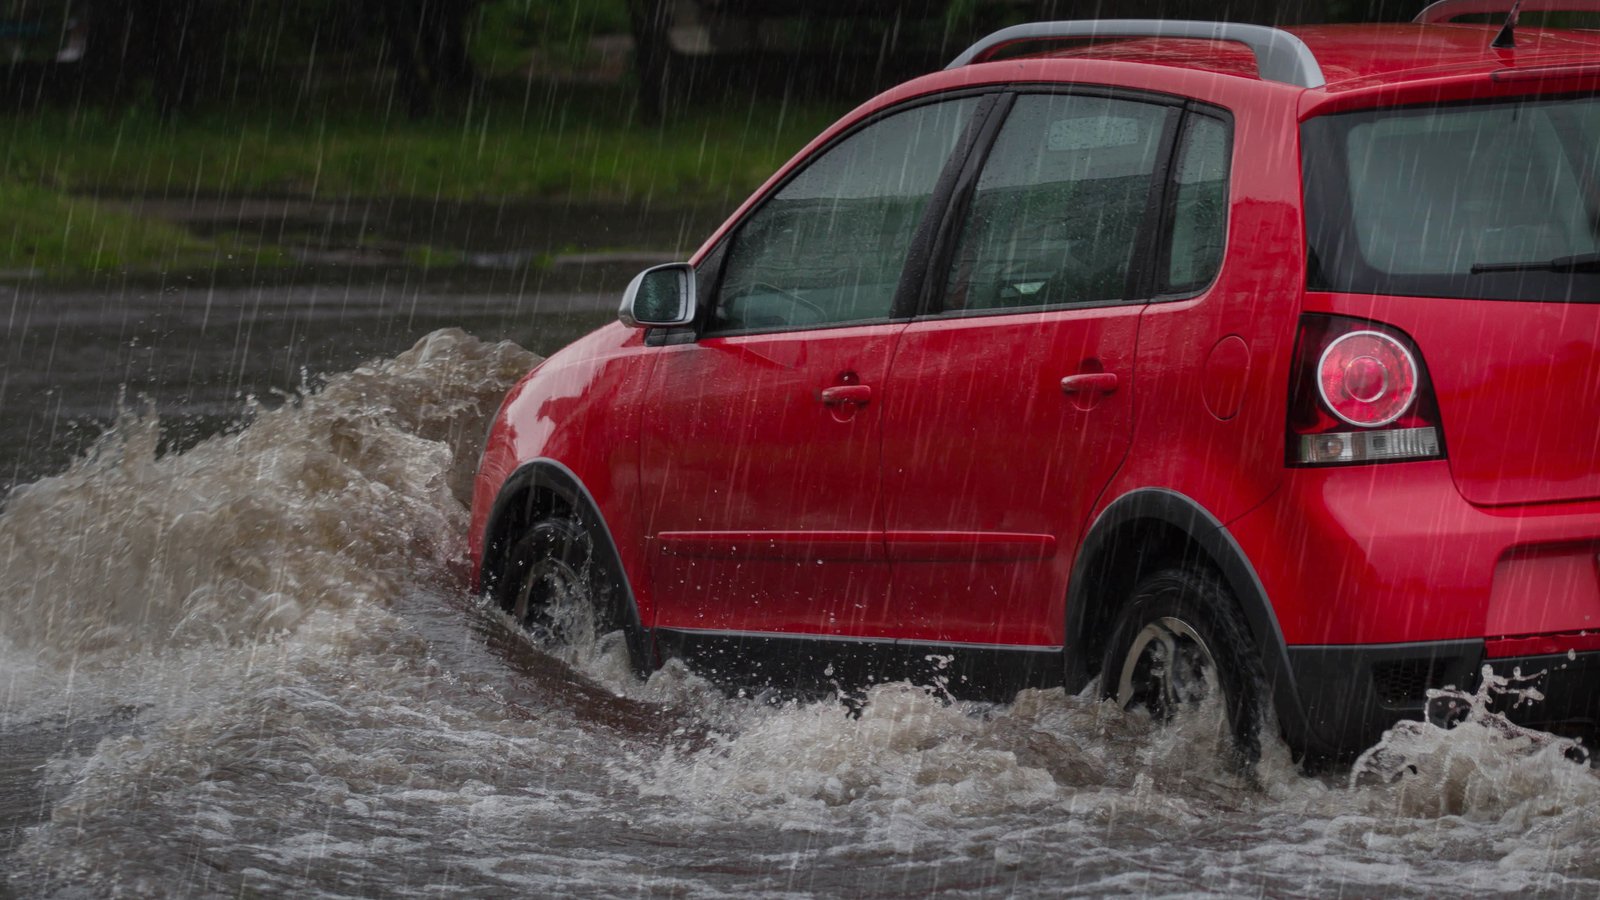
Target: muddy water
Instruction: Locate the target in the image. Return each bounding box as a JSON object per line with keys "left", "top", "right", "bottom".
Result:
{"left": 4, "top": 320, "right": 1600, "bottom": 895}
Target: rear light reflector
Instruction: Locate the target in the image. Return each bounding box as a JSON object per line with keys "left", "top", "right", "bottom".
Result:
{"left": 1297, "top": 425, "right": 1440, "bottom": 465}
{"left": 1316, "top": 330, "right": 1418, "bottom": 427}
{"left": 1287, "top": 315, "right": 1444, "bottom": 467}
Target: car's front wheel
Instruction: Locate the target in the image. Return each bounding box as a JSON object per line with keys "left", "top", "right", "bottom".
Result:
{"left": 1099, "top": 567, "right": 1266, "bottom": 767}
{"left": 492, "top": 510, "right": 640, "bottom": 669}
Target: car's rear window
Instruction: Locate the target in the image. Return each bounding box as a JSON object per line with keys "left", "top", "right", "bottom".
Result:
{"left": 1303, "top": 94, "right": 1600, "bottom": 302}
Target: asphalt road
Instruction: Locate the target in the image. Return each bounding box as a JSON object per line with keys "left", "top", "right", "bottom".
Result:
{"left": 0, "top": 278, "right": 616, "bottom": 499}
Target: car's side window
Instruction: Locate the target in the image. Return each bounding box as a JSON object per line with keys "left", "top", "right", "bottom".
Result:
{"left": 1163, "top": 112, "right": 1230, "bottom": 294}
{"left": 942, "top": 94, "right": 1170, "bottom": 314}
{"left": 707, "top": 97, "right": 979, "bottom": 334}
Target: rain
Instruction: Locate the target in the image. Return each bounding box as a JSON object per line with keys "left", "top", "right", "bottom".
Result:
{"left": 4, "top": 1, "right": 1600, "bottom": 897}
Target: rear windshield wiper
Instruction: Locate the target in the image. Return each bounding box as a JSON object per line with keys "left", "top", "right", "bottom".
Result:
{"left": 1470, "top": 251, "right": 1600, "bottom": 274}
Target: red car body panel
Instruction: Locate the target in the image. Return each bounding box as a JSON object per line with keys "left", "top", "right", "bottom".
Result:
{"left": 639, "top": 324, "right": 900, "bottom": 636}
{"left": 1233, "top": 460, "right": 1600, "bottom": 645}
{"left": 468, "top": 324, "right": 662, "bottom": 622}
{"left": 1111, "top": 87, "right": 1308, "bottom": 528}
{"left": 880, "top": 305, "right": 1140, "bottom": 648}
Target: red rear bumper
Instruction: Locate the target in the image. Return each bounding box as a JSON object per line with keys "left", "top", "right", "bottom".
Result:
{"left": 1231, "top": 460, "right": 1600, "bottom": 647}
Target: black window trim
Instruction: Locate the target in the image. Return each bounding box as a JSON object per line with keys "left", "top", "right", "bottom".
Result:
{"left": 1149, "top": 101, "right": 1236, "bottom": 304}
{"left": 912, "top": 81, "right": 1192, "bottom": 323}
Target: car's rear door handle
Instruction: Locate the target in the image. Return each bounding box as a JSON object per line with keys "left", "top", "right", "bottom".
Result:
{"left": 819, "top": 384, "right": 873, "bottom": 408}
{"left": 1060, "top": 372, "right": 1119, "bottom": 395}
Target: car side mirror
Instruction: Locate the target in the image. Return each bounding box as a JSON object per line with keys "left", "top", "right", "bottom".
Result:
{"left": 619, "top": 262, "right": 696, "bottom": 328}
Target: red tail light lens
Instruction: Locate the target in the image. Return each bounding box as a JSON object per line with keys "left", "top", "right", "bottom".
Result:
{"left": 1288, "top": 316, "right": 1444, "bottom": 466}
{"left": 1316, "top": 330, "right": 1418, "bottom": 427}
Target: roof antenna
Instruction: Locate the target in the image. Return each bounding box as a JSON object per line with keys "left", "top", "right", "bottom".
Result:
{"left": 1491, "top": 0, "right": 1525, "bottom": 49}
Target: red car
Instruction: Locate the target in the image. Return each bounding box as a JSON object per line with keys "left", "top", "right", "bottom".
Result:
{"left": 471, "top": 5, "right": 1600, "bottom": 763}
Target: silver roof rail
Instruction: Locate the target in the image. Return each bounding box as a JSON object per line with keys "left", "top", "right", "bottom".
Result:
{"left": 1415, "top": 0, "right": 1600, "bottom": 22}
{"left": 945, "top": 19, "right": 1326, "bottom": 89}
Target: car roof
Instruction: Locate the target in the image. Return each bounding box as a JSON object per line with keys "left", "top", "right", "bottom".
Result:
{"left": 995, "top": 23, "right": 1600, "bottom": 92}
{"left": 1291, "top": 23, "right": 1600, "bottom": 90}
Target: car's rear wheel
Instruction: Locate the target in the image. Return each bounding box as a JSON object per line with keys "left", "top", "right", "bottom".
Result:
{"left": 492, "top": 510, "right": 636, "bottom": 667}
{"left": 1099, "top": 567, "right": 1265, "bottom": 766}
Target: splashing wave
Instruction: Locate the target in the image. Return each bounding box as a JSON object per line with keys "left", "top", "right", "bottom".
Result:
{"left": 0, "top": 328, "right": 537, "bottom": 668}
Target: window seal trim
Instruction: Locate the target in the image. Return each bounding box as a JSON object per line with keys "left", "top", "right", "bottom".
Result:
{"left": 909, "top": 297, "right": 1141, "bottom": 321}
{"left": 1124, "top": 102, "right": 1185, "bottom": 303}
{"left": 891, "top": 92, "right": 1010, "bottom": 321}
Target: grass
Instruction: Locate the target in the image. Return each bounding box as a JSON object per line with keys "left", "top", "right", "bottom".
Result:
{"left": 1, "top": 85, "right": 845, "bottom": 207}
{"left": 0, "top": 84, "right": 845, "bottom": 277}
{"left": 0, "top": 182, "right": 283, "bottom": 276}
{"left": 404, "top": 245, "right": 469, "bottom": 269}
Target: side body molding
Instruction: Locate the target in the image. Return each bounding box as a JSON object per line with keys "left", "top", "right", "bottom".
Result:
{"left": 479, "top": 458, "right": 654, "bottom": 674}
{"left": 1064, "top": 488, "right": 1313, "bottom": 749}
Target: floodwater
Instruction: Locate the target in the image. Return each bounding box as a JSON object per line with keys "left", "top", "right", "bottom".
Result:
{"left": 4, "top": 279, "right": 1600, "bottom": 897}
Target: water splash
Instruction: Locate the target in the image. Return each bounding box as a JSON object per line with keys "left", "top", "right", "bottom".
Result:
{"left": 1349, "top": 665, "right": 1591, "bottom": 819}
{"left": 0, "top": 328, "right": 537, "bottom": 670}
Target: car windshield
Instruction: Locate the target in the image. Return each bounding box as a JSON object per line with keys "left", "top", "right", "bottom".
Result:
{"left": 1303, "top": 94, "right": 1600, "bottom": 302}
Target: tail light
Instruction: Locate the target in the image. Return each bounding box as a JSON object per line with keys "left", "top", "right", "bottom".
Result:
{"left": 1287, "top": 315, "right": 1444, "bottom": 466}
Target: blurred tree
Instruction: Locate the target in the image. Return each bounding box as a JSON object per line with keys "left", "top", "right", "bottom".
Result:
{"left": 36, "top": 0, "right": 484, "bottom": 116}
{"left": 367, "top": 0, "right": 483, "bottom": 116}
{"left": 72, "top": 0, "right": 236, "bottom": 115}
{"left": 1018, "top": 0, "right": 1331, "bottom": 24}
{"left": 469, "top": 0, "right": 631, "bottom": 77}
{"left": 1327, "top": 0, "right": 1430, "bottom": 21}
{"left": 627, "top": 0, "right": 670, "bottom": 122}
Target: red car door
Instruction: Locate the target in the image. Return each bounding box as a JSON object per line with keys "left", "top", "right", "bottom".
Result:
{"left": 879, "top": 92, "right": 1193, "bottom": 647}
{"left": 641, "top": 96, "right": 983, "bottom": 638}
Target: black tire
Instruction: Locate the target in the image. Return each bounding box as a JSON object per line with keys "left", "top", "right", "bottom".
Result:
{"left": 491, "top": 510, "right": 644, "bottom": 671}
{"left": 1099, "top": 567, "right": 1266, "bottom": 767}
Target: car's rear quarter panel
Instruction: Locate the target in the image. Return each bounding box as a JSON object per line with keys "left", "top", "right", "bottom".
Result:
{"left": 1109, "top": 80, "right": 1308, "bottom": 529}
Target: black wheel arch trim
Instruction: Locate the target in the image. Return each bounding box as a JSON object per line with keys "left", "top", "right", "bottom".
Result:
{"left": 481, "top": 458, "right": 653, "bottom": 674}
{"left": 1065, "top": 487, "right": 1318, "bottom": 752}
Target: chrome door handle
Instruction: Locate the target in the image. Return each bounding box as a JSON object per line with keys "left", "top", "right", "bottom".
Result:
{"left": 1060, "top": 373, "right": 1119, "bottom": 396}
{"left": 819, "top": 384, "right": 873, "bottom": 408}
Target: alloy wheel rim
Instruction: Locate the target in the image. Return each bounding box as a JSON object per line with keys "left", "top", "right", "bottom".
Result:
{"left": 1115, "top": 615, "right": 1220, "bottom": 720}
{"left": 512, "top": 554, "right": 593, "bottom": 646}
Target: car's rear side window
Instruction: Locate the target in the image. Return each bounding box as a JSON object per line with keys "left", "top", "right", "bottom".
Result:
{"left": 942, "top": 94, "right": 1171, "bottom": 314}
{"left": 706, "top": 97, "right": 980, "bottom": 334}
{"left": 1163, "top": 112, "right": 1230, "bottom": 294}
{"left": 1304, "top": 95, "right": 1600, "bottom": 301}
